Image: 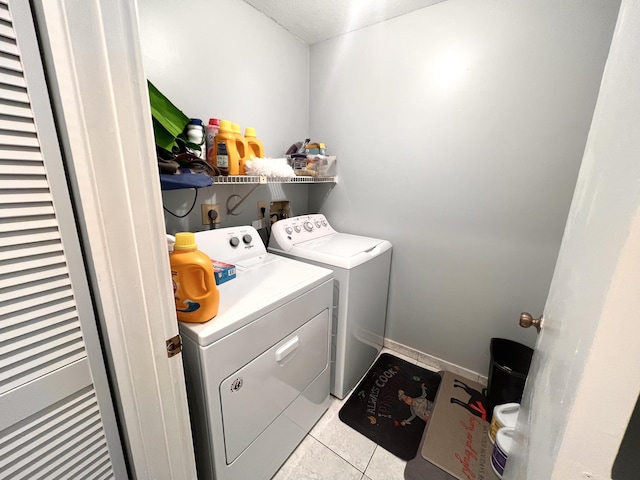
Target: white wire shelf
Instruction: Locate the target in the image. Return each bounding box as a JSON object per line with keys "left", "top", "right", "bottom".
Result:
{"left": 211, "top": 175, "right": 337, "bottom": 184}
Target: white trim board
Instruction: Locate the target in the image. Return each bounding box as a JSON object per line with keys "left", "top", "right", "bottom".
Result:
{"left": 30, "top": 1, "right": 197, "bottom": 477}
{"left": 383, "top": 338, "right": 488, "bottom": 386}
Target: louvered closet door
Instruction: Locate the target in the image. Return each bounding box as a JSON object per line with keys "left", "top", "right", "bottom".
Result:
{"left": 0, "top": 1, "right": 126, "bottom": 479}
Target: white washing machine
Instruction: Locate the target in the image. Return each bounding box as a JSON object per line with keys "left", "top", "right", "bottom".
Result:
{"left": 269, "top": 214, "right": 392, "bottom": 399}
{"left": 178, "top": 225, "right": 333, "bottom": 480}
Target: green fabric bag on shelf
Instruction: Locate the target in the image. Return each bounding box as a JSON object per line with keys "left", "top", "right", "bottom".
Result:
{"left": 148, "top": 81, "right": 217, "bottom": 190}
{"left": 147, "top": 80, "right": 190, "bottom": 154}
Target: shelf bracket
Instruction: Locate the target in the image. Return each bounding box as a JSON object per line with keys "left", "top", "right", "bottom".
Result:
{"left": 226, "top": 183, "right": 260, "bottom": 216}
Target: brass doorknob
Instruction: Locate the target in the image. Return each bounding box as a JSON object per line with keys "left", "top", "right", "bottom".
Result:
{"left": 520, "top": 312, "right": 542, "bottom": 333}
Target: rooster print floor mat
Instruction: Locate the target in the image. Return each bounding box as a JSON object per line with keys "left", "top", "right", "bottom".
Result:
{"left": 338, "top": 353, "right": 442, "bottom": 461}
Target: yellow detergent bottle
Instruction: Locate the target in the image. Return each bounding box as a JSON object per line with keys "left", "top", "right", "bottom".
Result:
{"left": 231, "top": 122, "right": 249, "bottom": 175}
{"left": 170, "top": 232, "right": 219, "bottom": 323}
{"left": 213, "top": 120, "right": 239, "bottom": 176}
{"left": 245, "top": 127, "right": 265, "bottom": 159}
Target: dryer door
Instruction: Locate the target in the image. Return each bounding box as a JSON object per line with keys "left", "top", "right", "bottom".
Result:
{"left": 219, "top": 309, "right": 329, "bottom": 463}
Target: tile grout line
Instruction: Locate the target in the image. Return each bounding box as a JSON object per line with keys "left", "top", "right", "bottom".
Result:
{"left": 361, "top": 444, "right": 377, "bottom": 479}
{"left": 308, "top": 432, "right": 374, "bottom": 475}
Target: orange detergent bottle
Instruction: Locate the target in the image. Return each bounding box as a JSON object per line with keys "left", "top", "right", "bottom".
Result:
{"left": 170, "top": 232, "right": 219, "bottom": 323}
{"left": 213, "top": 120, "right": 240, "bottom": 176}
{"left": 232, "top": 122, "right": 250, "bottom": 175}
{"left": 245, "top": 127, "right": 265, "bottom": 159}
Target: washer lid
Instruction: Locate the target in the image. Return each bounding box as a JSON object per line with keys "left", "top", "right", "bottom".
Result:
{"left": 284, "top": 233, "right": 392, "bottom": 269}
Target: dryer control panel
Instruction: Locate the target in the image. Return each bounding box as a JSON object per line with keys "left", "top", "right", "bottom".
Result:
{"left": 195, "top": 225, "right": 267, "bottom": 264}
{"left": 269, "top": 214, "right": 336, "bottom": 251}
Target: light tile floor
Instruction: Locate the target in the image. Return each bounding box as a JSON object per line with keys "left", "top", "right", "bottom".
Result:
{"left": 272, "top": 348, "right": 435, "bottom": 480}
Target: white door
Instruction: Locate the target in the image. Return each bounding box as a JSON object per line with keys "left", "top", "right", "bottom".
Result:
{"left": 0, "top": 1, "right": 127, "bottom": 477}
{"left": 504, "top": 2, "right": 640, "bottom": 479}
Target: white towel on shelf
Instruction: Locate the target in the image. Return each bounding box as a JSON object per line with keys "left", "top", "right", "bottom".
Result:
{"left": 244, "top": 157, "right": 295, "bottom": 178}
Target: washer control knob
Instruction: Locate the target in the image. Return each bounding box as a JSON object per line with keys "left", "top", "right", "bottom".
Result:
{"left": 285, "top": 227, "right": 293, "bottom": 235}
{"left": 294, "top": 225, "right": 301, "bottom": 233}
{"left": 229, "top": 237, "right": 240, "bottom": 247}
{"left": 314, "top": 220, "right": 322, "bottom": 228}
{"left": 322, "top": 220, "right": 327, "bottom": 226}
{"left": 242, "top": 234, "right": 252, "bottom": 244}
{"left": 303, "top": 221, "right": 313, "bottom": 232}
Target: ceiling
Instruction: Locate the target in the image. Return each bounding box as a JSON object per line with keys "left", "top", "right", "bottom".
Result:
{"left": 241, "top": 0, "right": 446, "bottom": 45}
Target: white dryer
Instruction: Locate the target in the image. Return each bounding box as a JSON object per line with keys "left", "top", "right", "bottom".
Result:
{"left": 269, "top": 214, "right": 392, "bottom": 399}
{"left": 179, "top": 225, "right": 333, "bottom": 480}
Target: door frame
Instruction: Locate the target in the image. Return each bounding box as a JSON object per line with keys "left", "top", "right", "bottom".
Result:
{"left": 29, "top": 1, "right": 197, "bottom": 478}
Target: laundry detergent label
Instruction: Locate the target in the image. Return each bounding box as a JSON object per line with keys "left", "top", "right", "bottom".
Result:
{"left": 216, "top": 142, "right": 229, "bottom": 168}
{"left": 172, "top": 272, "right": 201, "bottom": 313}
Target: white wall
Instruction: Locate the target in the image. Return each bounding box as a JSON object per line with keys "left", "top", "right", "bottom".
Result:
{"left": 137, "top": 0, "right": 311, "bottom": 233}
{"left": 308, "top": 0, "right": 621, "bottom": 374}
{"left": 137, "top": 0, "right": 621, "bottom": 376}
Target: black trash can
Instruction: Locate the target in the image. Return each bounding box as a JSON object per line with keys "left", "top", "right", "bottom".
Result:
{"left": 486, "top": 338, "right": 534, "bottom": 421}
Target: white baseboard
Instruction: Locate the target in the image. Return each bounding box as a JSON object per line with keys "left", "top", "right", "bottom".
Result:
{"left": 382, "top": 338, "right": 488, "bottom": 386}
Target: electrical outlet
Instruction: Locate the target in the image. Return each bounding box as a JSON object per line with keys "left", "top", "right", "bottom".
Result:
{"left": 269, "top": 200, "right": 290, "bottom": 224}
{"left": 257, "top": 201, "right": 267, "bottom": 218}
{"left": 201, "top": 203, "right": 221, "bottom": 225}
